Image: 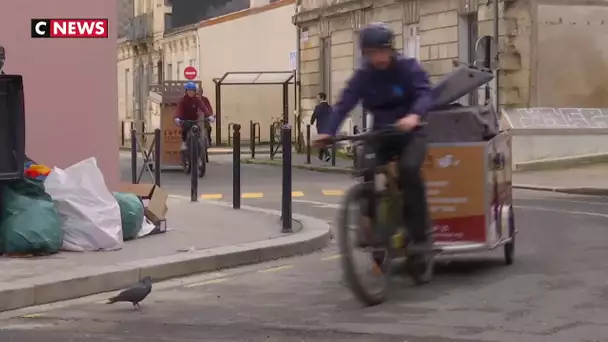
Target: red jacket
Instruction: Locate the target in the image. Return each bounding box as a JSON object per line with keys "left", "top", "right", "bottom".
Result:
{"left": 200, "top": 95, "right": 213, "bottom": 115}
{"left": 174, "top": 94, "right": 212, "bottom": 121}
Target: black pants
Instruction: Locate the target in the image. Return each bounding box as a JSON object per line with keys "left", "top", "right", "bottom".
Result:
{"left": 204, "top": 121, "right": 212, "bottom": 145}
{"left": 318, "top": 147, "right": 330, "bottom": 160}
{"left": 365, "top": 132, "right": 431, "bottom": 244}
{"left": 181, "top": 122, "right": 195, "bottom": 143}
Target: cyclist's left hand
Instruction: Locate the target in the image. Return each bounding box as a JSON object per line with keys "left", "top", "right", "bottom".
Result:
{"left": 396, "top": 114, "right": 421, "bottom": 132}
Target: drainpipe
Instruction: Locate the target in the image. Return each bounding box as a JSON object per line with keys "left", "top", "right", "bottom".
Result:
{"left": 194, "top": 26, "right": 201, "bottom": 76}
{"left": 295, "top": 0, "right": 303, "bottom": 151}
{"left": 493, "top": 0, "right": 500, "bottom": 112}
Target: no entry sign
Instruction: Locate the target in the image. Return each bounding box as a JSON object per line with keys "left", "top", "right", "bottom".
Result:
{"left": 184, "top": 66, "right": 197, "bottom": 80}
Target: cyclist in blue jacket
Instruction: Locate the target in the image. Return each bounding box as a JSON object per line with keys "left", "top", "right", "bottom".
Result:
{"left": 314, "top": 22, "right": 434, "bottom": 257}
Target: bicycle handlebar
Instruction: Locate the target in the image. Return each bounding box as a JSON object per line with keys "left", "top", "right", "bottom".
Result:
{"left": 179, "top": 119, "right": 208, "bottom": 124}
{"left": 326, "top": 123, "right": 426, "bottom": 143}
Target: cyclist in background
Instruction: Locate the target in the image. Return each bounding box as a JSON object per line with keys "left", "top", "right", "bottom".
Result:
{"left": 198, "top": 87, "right": 214, "bottom": 146}
{"left": 313, "top": 22, "right": 434, "bottom": 258}
{"left": 174, "top": 82, "right": 214, "bottom": 151}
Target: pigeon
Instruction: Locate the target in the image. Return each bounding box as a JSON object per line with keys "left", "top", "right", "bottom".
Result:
{"left": 107, "top": 276, "right": 152, "bottom": 309}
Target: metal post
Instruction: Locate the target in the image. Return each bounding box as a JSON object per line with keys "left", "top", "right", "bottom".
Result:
{"left": 305, "top": 124, "right": 311, "bottom": 164}
{"left": 362, "top": 110, "right": 368, "bottom": 131}
{"left": 130, "top": 129, "right": 137, "bottom": 184}
{"left": 281, "top": 124, "right": 292, "bottom": 232}
{"left": 233, "top": 124, "right": 241, "bottom": 209}
{"left": 190, "top": 127, "right": 199, "bottom": 202}
{"left": 215, "top": 81, "right": 222, "bottom": 145}
{"left": 493, "top": 0, "right": 500, "bottom": 112}
{"left": 154, "top": 128, "right": 161, "bottom": 187}
{"left": 269, "top": 124, "right": 275, "bottom": 160}
{"left": 331, "top": 144, "right": 336, "bottom": 167}
{"left": 250, "top": 120, "right": 255, "bottom": 159}
{"left": 121, "top": 121, "right": 125, "bottom": 147}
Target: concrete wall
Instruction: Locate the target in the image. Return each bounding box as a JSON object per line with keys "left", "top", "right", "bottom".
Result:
{"left": 534, "top": 3, "right": 608, "bottom": 107}
{"left": 197, "top": 0, "right": 297, "bottom": 142}
{"left": 1, "top": 0, "right": 119, "bottom": 188}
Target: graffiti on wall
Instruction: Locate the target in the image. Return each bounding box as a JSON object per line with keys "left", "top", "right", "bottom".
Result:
{"left": 503, "top": 108, "right": 608, "bottom": 129}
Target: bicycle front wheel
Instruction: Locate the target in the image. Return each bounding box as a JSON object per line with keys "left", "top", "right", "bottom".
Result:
{"left": 337, "top": 183, "right": 392, "bottom": 306}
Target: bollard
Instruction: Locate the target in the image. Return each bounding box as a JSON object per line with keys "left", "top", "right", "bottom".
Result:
{"left": 190, "top": 126, "right": 199, "bottom": 202}
{"left": 232, "top": 124, "right": 241, "bottom": 209}
{"left": 130, "top": 129, "right": 137, "bottom": 184}
{"left": 331, "top": 144, "right": 336, "bottom": 167}
{"left": 281, "top": 124, "right": 292, "bottom": 232}
{"left": 305, "top": 124, "right": 311, "bottom": 164}
{"left": 227, "top": 123, "right": 235, "bottom": 147}
{"left": 154, "top": 128, "right": 161, "bottom": 187}
{"left": 269, "top": 124, "right": 275, "bottom": 160}
{"left": 121, "top": 121, "right": 125, "bottom": 147}
{"left": 249, "top": 120, "right": 255, "bottom": 159}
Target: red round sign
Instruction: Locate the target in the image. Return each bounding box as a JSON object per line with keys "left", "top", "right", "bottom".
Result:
{"left": 184, "top": 66, "right": 197, "bottom": 80}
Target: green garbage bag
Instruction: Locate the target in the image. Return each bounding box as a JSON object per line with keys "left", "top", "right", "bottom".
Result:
{"left": 0, "top": 178, "right": 63, "bottom": 255}
{"left": 113, "top": 192, "right": 144, "bottom": 240}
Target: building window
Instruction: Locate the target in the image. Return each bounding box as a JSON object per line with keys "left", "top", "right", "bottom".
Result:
{"left": 189, "top": 59, "right": 196, "bottom": 67}
{"left": 176, "top": 61, "right": 183, "bottom": 80}
{"left": 403, "top": 24, "right": 420, "bottom": 59}
{"left": 166, "top": 63, "right": 172, "bottom": 80}
{"left": 125, "top": 68, "right": 131, "bottom": 118}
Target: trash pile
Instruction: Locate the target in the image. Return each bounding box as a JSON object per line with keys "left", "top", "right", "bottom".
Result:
{"left": 0, "top": 157, "right": 168, "bottom": 257}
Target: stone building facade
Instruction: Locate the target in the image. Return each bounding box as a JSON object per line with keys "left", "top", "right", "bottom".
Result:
{"left": 293, "top": 0, "right": 608, "bottom": 133}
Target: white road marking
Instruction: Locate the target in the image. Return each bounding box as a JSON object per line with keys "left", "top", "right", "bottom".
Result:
{"left": 514, "top": 205, "right": 608, "bottom": 218}
{"left": 293, "top": 199, "right": 340, "bottom": 209}
{"left": 518, "top": 197, "right": 608, "bottom": 206}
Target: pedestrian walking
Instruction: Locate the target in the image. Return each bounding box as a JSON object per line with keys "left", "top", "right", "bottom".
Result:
{"left": 310, "top": 92, "right": 332, "bottom": 162}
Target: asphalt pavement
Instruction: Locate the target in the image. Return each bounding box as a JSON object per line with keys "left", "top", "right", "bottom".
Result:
{"left": 4, "top": 156, "right": 608, "bottom": 341}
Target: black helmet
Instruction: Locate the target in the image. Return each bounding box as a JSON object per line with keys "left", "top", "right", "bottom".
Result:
{"left": 359, "top": 22, "right": 394, "bottom": 50}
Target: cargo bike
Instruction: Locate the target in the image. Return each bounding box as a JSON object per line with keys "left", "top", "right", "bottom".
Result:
{"left": 332, "top": 65, "right": 516, "bottom": 306}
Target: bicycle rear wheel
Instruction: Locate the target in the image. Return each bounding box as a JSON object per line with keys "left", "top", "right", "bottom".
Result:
{"left": 338, "top": 183, "right": 392, "bottom": 306}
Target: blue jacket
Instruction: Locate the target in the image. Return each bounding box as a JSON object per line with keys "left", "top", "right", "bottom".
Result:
{"left": 322, "top": 54, "right": 433, "bottom": 135}
{"left": 310, "top": 101, "right": 331, "bottom": 131}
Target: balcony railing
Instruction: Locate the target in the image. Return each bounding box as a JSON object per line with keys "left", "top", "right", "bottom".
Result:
{"left": 127, "top": 12, "right": 153, "bottom": 41}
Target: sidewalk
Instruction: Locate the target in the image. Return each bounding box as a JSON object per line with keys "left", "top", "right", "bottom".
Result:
{"left": 244, "top": 152, "right": 354, "bottom": 173}
{"left": 245, "top": 154, "right": 608, "bottom": 195}
{"left": 512, "top": 163, "right": 608, "bottom": 194}
{"left": 0, "top": 197, "right": 330, "bottom": 312}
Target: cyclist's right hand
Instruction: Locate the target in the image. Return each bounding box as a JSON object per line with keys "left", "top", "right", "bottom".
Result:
{"left": 174, "top": 118, "right": 181, "bottom": 126}
{"left": 312, "top": 134, "right": 332, "bottom": 148}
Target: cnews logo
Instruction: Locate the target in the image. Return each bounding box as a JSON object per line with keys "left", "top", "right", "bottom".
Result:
{"left": 31, "top": 19, "right": 109, "bottom": 38}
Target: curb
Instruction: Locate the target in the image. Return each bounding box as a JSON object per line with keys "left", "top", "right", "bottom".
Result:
{"left": 514, "top": 153, "right": 608, "bottom": 172}
{"left": 118, "top": 148, "right": 271, "bottom": 156}
{"left": 243, "top": 158, "right": 352, "bottom": 174}
{"left": 0, "top": 200, "right": 331, "bottom": 312}
{"left": 513, "top": 184, "right": 608, "bottom": 196}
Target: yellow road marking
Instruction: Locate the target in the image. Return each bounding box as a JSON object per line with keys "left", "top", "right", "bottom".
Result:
{"left": 186, "top": 278, "right": 228, "bottom": 288}
{"left": 321, "top": 254, "right": 342, "bottom": 261}
{"left": 322, "top": 189, "right": 344, "bottom": 196}
{"left": 242, "top": 192, "right": 264, "bottom": 198}
{"left": 258, "top": 265, "right": 294, "bottom": 273}
{"left": 201, "top": 194, "right": 223, "bottom": 199}
{"left": 291, "top": 191, "right": 304, "bottom": 197}
{"left": 20, "top": 313, "right": 44, "bottom": 318}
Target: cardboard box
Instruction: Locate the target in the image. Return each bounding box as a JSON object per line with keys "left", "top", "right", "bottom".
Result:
{"left": 117, "top": 183, "right": 168, "bottom": 234}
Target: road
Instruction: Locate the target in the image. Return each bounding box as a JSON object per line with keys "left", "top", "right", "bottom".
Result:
{"left": 2, "top": 157, "right": 608, "bottom": 341}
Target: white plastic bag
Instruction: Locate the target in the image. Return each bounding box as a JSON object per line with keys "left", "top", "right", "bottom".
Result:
{"left": 137, "top": 217, "right": 157, "bottom": 238}
{"left": 44, "top": 157, "right": 123, "bottom": 251}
